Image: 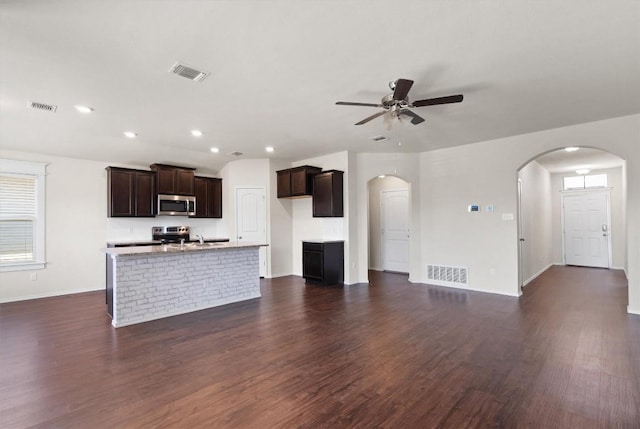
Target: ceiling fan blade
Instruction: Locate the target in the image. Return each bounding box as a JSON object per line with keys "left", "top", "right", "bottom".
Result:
{"left": 355, "top": 110, "right": 386, "bottom": 125}
{"left": 412, "top": 94, "right": 464, "bottom": 107}
{"left": 400, "top": 110, "right": 425, "bottom": 125}
{"left": 336, "top": 101, "right": 384, "bottom": 107}
{"left": 392, "top": 78, "right": 414, "bottom": 101}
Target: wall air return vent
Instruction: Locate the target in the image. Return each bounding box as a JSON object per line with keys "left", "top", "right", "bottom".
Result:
{"left": 30, "top": 101, "right": 57, "bottom": 112}
{"left": 168, "top": 62, "right": 210, "bottom": 82}
{"left": 426, "top": 264, "right": 468, "bottom": 287}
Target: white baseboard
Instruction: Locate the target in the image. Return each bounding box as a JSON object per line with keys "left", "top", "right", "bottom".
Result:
{"left": 417, "top": 280, "right": 520, "bottom": 298}
{"left": 628, "top": 306, "right": 640, "bottom": 316}
{"left": 0, "top": 287, "right": 102, "bottom": 304}
{"left": 267, "top": 272, "right": 293, "bottom": 279}
{"left": 369, "top": 266, "right": 383, "bottom": 272}
{"left": 523, "top": 263, "right": 553, "bottom": 287}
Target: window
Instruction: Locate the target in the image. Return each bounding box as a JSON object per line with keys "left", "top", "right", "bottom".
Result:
{"left": 0, "top": 159, "right": 46, "bottom": 271}
{"left": 563, "top": 173, "right": 607, "bottom": 190}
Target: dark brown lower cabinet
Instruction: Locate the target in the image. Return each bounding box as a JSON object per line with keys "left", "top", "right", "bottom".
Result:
{"left": 302, "top": 241, "right": 344, "bottom": 285}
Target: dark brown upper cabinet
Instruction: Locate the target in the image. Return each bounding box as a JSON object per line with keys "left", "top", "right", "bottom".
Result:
{"left": 106, "top": 167, "right": 155, "bottom": 217}
{"left": 191, "top": 176, "right": 222, "bottom": 218}
{"left": 150, "top": 164, "right": 195, "bottom": 195}
{"left": 276, "top": 165, "right": 322, "bottom": 198}
{"left": 312, "top": 170, "right": 343, "bottom": 217}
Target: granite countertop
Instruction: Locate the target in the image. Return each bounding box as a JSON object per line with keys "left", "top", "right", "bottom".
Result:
{"left": 107, "top": 238, "right": 230, "bottom": 247}
{"left": 105, "top": 241, "right": 267, "bottom": 256}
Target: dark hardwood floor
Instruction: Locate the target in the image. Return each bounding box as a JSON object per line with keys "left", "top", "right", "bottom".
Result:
{"left": 1, "top": 266, "right": 639, "bottom": 428}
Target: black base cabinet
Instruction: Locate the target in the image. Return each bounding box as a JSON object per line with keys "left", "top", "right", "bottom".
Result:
{"left": 302, "top": 241, "right": 344, "bottom": 285}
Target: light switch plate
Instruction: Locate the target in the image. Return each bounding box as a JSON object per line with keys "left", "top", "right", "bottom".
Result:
{"left": 502, "top": 213, "right": 514, "bottom": 221}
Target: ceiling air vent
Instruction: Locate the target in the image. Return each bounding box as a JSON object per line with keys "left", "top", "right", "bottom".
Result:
{"left": 168, "top": 62, "right": 210, "bottom": 82}
{"left": 227, "top": 151, "right": 243, "bottom": 157}
{"left": 30, "top": 101, "right": 57, "bottom": 112}
{"left": 370, "top": 135, "right": 387, "bottom": 142}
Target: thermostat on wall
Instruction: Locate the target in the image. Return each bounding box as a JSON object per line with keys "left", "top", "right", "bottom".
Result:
{"left": 467, "top": 204, "right": 480, "bottom": 212}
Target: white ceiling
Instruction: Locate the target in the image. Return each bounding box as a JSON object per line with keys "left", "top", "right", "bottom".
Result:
{"left": 1, "top": 1, "right": 639, "bottom": 174}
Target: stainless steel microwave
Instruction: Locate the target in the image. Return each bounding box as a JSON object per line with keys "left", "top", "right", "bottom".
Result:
{"left": 157, "top": 194, "right": 196, "bottom": 216}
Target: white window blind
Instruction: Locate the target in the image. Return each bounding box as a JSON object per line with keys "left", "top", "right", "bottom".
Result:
{"left": 0, "top": 175, "right": 36, "bottom": 262}
{"left": 0, "top": 159, "right": 46, "bottom": 271}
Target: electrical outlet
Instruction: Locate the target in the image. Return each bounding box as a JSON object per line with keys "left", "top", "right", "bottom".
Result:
{"left": 30, "top": 272, "right": 37, "bottom": 281}
{"left": 489, "top": 268, "right": 496, "bottom": 277}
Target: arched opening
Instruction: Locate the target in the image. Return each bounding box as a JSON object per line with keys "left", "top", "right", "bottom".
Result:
{"left": 367, "top": 175, "right": 411, "bottom": 279}
{"left": 516, "top": 146, "right": 626, "bottom": 294}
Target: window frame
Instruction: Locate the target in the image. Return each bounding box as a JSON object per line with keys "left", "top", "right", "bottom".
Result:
{"left": 563, "top": 173, "right": 608, "bottom": 191}
{"left": 0, "top": 159, "right": 47, "bottom": 272}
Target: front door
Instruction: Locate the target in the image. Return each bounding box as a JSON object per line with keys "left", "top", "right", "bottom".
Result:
{"left": 381, "top": 189, "right": 410, "bottom": 273}
{"left": 563, "top": 191, "right": 610, "bottom": 268}
{"left": 236, "top": 188, "right": 267, "bottom": 277}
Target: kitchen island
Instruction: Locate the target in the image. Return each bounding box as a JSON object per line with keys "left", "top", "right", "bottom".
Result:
{"left": 105, "top": 242, "right": 266, "bottom": 328}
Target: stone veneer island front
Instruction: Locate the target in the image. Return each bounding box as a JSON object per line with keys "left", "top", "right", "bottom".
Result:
{"left": 105, "top": 242, "right": 266, "bottom": 328}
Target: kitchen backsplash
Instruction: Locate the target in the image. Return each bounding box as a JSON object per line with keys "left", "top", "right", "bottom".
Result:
{"left": 106, "top": 217, "right": 225, "bottom": 242}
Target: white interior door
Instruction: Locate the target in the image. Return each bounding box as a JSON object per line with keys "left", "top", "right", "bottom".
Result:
{"left": 236, "top": 188, "right": 267, "bottom": 277}
{"left": 563, "top": 191, "right": 610, "bottom": 268}
{"left": 381, "top": 189, "right": 409, "bottom": 273}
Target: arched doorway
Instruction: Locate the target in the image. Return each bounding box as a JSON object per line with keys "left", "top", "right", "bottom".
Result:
{"left": 367, "top": 175, "right": 411, "bottom": 275}
{"left": 516, "top": 147, "right": 626, "bottom": 292}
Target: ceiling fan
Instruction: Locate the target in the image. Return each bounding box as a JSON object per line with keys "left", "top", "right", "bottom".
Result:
{"left": 335, "top": 78, "right": 463, "bottom": 125}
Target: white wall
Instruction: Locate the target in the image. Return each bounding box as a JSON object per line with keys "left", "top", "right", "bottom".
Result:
{"left": 355, "top": 153, "right": 422, "bottom": 283}
{"left": 368, "top": 175, "right": 409, "bottom": 270}
{"left": 0, "top": 150, "right": 107, "bottom": 302}
{"left": 269, "top": 159, "right": 293, "bottom": 277}
{"left": 3, "top": 114, "right": 639, "bottom": 315}
{"left": 518, "top": 160, "right": 553, "bottom": 285}
{"left": 291, "top": 152, "right": 351, "bottom": 280}
{"left": 549, "top": 166, "right": 626, "bottom": 269}
{"left": 417, "top": 114, "right": 639, "bottom": 313}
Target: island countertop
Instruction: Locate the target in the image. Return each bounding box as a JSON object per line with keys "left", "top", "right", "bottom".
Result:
{"left": 105, "top": 241, "right": 267, "bottom": 257}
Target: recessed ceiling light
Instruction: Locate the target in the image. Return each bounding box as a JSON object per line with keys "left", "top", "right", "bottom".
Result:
{"left": 191, "top": 130, "right": 203, "bottom": 137}
{"left": 565, "top": 147, "right": 580, "bottom": 152}
{"left": 74, "top": 105, "right": 93, "bottom": 114}
{"left": 265, "top": 146, "right": 274, "bottom": 153}
{"left": 576, "top": 168, "right": 590, "bottom": 175}
{"left": 123, "top": 131, "right": 137, "bottom": 138}
{"left": 378, "top": 175, "right": 386, "bottom": 179}
{"left": 210, "top": 147, "right": 219, "bottom": 153}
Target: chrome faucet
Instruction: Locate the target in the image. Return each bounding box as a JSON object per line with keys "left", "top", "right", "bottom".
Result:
{"left": 180, "top": 238, "right": 185, "bottom": 248}
{"left": 195, "top": 234, "right": 204, "bottom": 245}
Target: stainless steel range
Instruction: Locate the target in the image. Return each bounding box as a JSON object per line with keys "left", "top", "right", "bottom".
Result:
{"left": 152, "top": 226, "right": 190, "bottom": 243}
